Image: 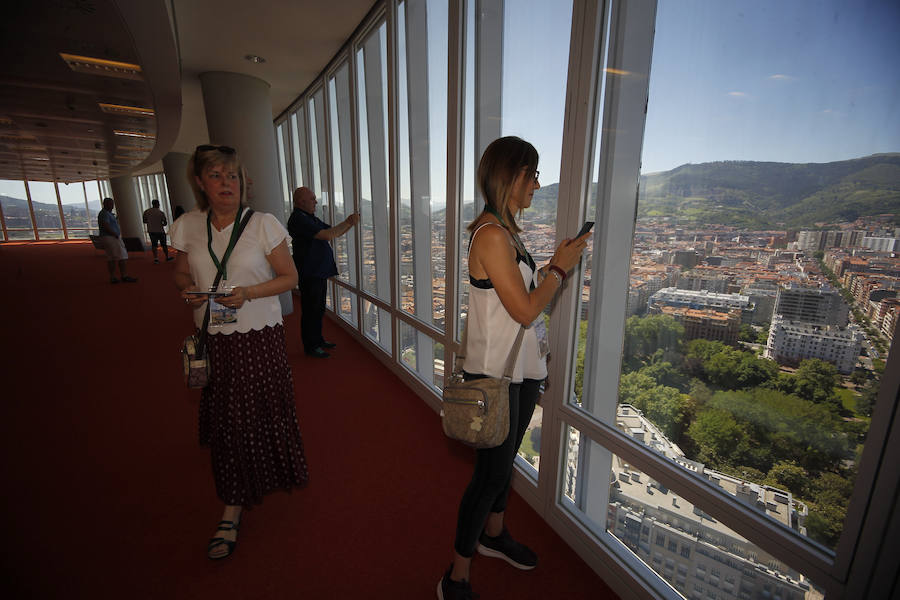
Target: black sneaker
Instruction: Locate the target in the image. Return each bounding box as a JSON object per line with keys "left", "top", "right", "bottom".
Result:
{"left": 305, "top": 347, "right": 330, "bottom": 358}
{"left": 321, "top": 341, "right": 337, "bottom": 349}
{"left": 437, "top": 567, "right": 478, "bottom": 600}
{"left": 476, "top": 527, "right": 537, "bottom": 570}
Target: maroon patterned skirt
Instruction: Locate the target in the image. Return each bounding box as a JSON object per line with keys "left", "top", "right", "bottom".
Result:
{"left": 200, "top": 324, "right": 309, "bottom": 506}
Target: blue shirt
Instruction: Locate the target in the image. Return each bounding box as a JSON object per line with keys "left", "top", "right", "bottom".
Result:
{"left": 287, "top": 208, "right": 338, "bottom": 280}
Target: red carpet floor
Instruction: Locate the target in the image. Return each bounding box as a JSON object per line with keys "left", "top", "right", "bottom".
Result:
{"left": 0, "top": 241, "right": 620, "bottom": 599}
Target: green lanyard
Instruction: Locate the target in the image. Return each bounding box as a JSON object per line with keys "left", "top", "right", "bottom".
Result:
{"left": 206, "top": 206, "right": 244, "bottom": 283}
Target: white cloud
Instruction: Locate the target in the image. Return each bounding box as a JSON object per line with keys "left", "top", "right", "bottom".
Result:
{"left": 727, "top": 91, "right": 747, "bottom": 97}
{"left": 769, "top": 74, "right": 795, "bottom": 81}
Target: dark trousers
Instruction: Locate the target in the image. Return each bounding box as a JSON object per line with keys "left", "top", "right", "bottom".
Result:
{"left": 299, "top": 276, "right": 327, "bottom": 353}
{"left": 453, "top": 377, "right": 541, "bottom": 557}
{"left": 148, "top": 232, "right": 168, "bottom": 254}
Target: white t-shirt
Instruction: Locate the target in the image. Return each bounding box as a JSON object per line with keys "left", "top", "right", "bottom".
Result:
{"left": 170, "top": 208, "right": 291, "bottom": 335}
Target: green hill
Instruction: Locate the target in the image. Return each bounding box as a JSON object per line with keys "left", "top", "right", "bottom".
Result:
{"left": 636, "top": 153, "right": 900, "bottom": 228}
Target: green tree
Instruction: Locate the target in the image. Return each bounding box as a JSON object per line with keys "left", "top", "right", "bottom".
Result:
{"left": 704, "top": 347, "right": 778, "bottom": 390}
{"left": 856, "top": 379, "right": 880, "bottom": 417}
{"left": 687, "top": 408, "right": 749, "bottom": 467}
{"left": 623, "top": 314, "right": 684, "bottom": 368}
{"left": 738, "top": 324, "right": 757, "bottom": 343}
{"left": 684, "top": 339, "right": 729, "bottom": 378}
{"left": 640, "top": 360, "right": 689, "bottom": 391}
{"left": 794, "top": 359, "right": 839, "bottom": 407}
{"left": 765, "top": 461, "right": 809, "bottom": 497}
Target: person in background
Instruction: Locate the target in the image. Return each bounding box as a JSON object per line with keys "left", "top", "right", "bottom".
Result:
{"left": 170, "top": 144, "right": 309, "bottom": 560}
{"left": 286, "top": 186, "right": 359, "bottom": 358}
{"left": 142, "top": 199, "right": 174, "bottom": 264}
{"left": 437, "top": 137, "right": 589, "bottom": 600}
{"left": 97, "top": 197, "right": 137, "bottom": 283}
{"left": 173, "top": 205, "right": 186, "bottom": 221}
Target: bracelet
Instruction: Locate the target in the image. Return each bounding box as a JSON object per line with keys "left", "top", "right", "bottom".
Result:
{"left": 548, "top": 269, "right": 563, "bottom": 287}
{"left": 548, "top": 264, "right": 567, "bottom": 282}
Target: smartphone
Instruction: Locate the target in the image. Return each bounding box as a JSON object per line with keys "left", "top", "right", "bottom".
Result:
{"left": 576, "top": 221, "right": 594, "bottom": 238}
{"left": 185, "top": 289, "right": 232, "bottom": 297}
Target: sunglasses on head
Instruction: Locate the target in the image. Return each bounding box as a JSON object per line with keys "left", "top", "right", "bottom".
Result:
{"left": 195, "top": 144, "right": 236, "bottom": 154}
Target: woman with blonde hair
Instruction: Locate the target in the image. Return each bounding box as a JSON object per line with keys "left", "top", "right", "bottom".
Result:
{"left": 438, "top": 136, "right": 589, "bottom": 599}
{"left": 170, "top": 144, "right": 309, "bottom": 559}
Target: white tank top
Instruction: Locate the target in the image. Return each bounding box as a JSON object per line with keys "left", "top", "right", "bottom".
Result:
{"left": 462, "top": 223, "right": 548, "bottom": 383}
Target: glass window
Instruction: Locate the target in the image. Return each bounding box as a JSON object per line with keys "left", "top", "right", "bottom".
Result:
{"left": 397, "top": 0, "right": 448, "bottom": 331}
{"left": 363, "top": 299, "right": 392, "bottom": 354}
{"left": 57, "top": 181, "right": 91, "bottom": 233}
{"left": 276, "top": 121, "right": 292, "bottom": 219}
{"left": 336, "top": 285, "right": 358, "bottom": 326}
{"left": 0, "top": 179, "right": 35, "bottom": 240}
{"left": 357, "top": 21, "right": 391, "bottom": 304}
{"left": 27, "top": 181, "right": 63, "bottom": 234}
{"left": 399, "top": 318, "right": 444, "bottom": 391}
{"left": 568, "top": 0, "right": 899, "bottom": 596}
{"left": 84, "top": 180, "right": 102, "bottom": 233}
{"left": 564, "top": 428, "right": 818, "bottom": 598}
{"left": 290, "top": 111, "right": 306, "bottom": 189}
{"left": 457, "top": 0, "right": 575, "bottom": 474}
{"left": 328, "top": 62, "right": 358, "bottom": 286}
{"left": 309, "top": 90, "right": 330, "bottom": 220}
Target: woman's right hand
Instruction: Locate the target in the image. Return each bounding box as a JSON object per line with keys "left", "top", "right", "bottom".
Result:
{"left": 549, "top": 232, "right": 590, "bottom": 274}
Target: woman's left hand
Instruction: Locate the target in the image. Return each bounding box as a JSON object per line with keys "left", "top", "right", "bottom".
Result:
{"left": 220, "top": 286, "right": 251, "bottom": 309}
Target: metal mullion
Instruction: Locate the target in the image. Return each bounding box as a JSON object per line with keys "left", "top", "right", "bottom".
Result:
{"left": 23, "top": 177, "right": 39, "bottom": 241}
{"left": 386, "top": 0, "right": 400, "bottom": 365}
{"left": 349, "top": 33, "right": 365, "bottom": 333}
{"left": 0, "top": 192, "right": 7, "bottom": 240}
{"left": 443, "top": 0, "right": 464, "bottom": 389}
{"left": 53, "top": 182, "right": 68, "bottom": 239}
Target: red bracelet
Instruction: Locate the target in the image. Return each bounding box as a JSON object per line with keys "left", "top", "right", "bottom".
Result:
{"left": 548, "top": 264, "right": 567, "bottom": 282}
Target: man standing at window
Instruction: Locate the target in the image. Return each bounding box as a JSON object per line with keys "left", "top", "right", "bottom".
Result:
{"left": 287, "top": 186, "right": 359, "bottom": 358}
{"left": 142, "top": 199, "right": 174, "bottom": 264}
{"left": 98, "top": 197, "right": 137, "bottom": 284}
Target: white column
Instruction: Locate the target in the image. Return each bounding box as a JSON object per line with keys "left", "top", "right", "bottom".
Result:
{"left": 162, "top": 151, "right": 196, "bottom": 213}
{"left": 199, "top": 71, "right": 284, "bottom": 220}
{"left": 199, "top": 71, "right": 292, "bottom": 315}
{"left": 109, "top": 175, "right": 143, "bottom": 240}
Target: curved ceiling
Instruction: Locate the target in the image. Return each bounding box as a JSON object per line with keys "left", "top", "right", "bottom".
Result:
{"left": 0, "top": 0, "right": 376, "bottom": 183}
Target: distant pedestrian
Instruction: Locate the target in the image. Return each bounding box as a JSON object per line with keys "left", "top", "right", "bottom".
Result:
{"left": 142, "top": 199, "right": 173, "bottom": 264}
{"left": 97, "top": 197, "right": 137, "bottom": 284}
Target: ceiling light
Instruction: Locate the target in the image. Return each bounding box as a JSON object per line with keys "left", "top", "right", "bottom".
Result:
{"left": 244, "top": 54, "right": 266, "bottom": 64}
{"left": 0, "top": 134, "right": 38, "bottom": 142}
{"left": 59, "top": 53, "right": 144, "bottom": 81}
{"left": 113, "top": 129, "right": 155, "bottom": 139}
{"left": 98, "top": 103, "right": 155, "bottom": 118}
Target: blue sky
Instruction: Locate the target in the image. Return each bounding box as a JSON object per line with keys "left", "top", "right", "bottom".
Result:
{"left": 638, "top": 0, "right": 900, "bottom": 173}
{"left": 498, "top": 0, "right": 900, "bottom": 179}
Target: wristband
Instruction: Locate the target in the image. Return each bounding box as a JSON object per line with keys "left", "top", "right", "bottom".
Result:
{"left": 548, "top": 264, "right": 567, "bottom": 282}
{"left": 548, "top": 269, "right": 563, "bottom": 286}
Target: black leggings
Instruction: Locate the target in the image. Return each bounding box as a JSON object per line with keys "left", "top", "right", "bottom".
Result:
{"left": 453, "top": 376, "right": 541, "bottom": 557}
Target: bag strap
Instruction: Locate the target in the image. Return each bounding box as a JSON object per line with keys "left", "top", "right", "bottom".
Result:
{"left": 196, "top": 208, "right": 254, "bottom": 355}
{"left": 454, "top": 317, "right": 526, "bottom": 381}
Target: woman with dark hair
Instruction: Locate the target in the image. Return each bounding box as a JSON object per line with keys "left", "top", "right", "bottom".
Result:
{"left": 438, "top": 136, "right": 590, "bottom": 599}
{"left": 170, "top": 145, "right": 309, "bottom": 560}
